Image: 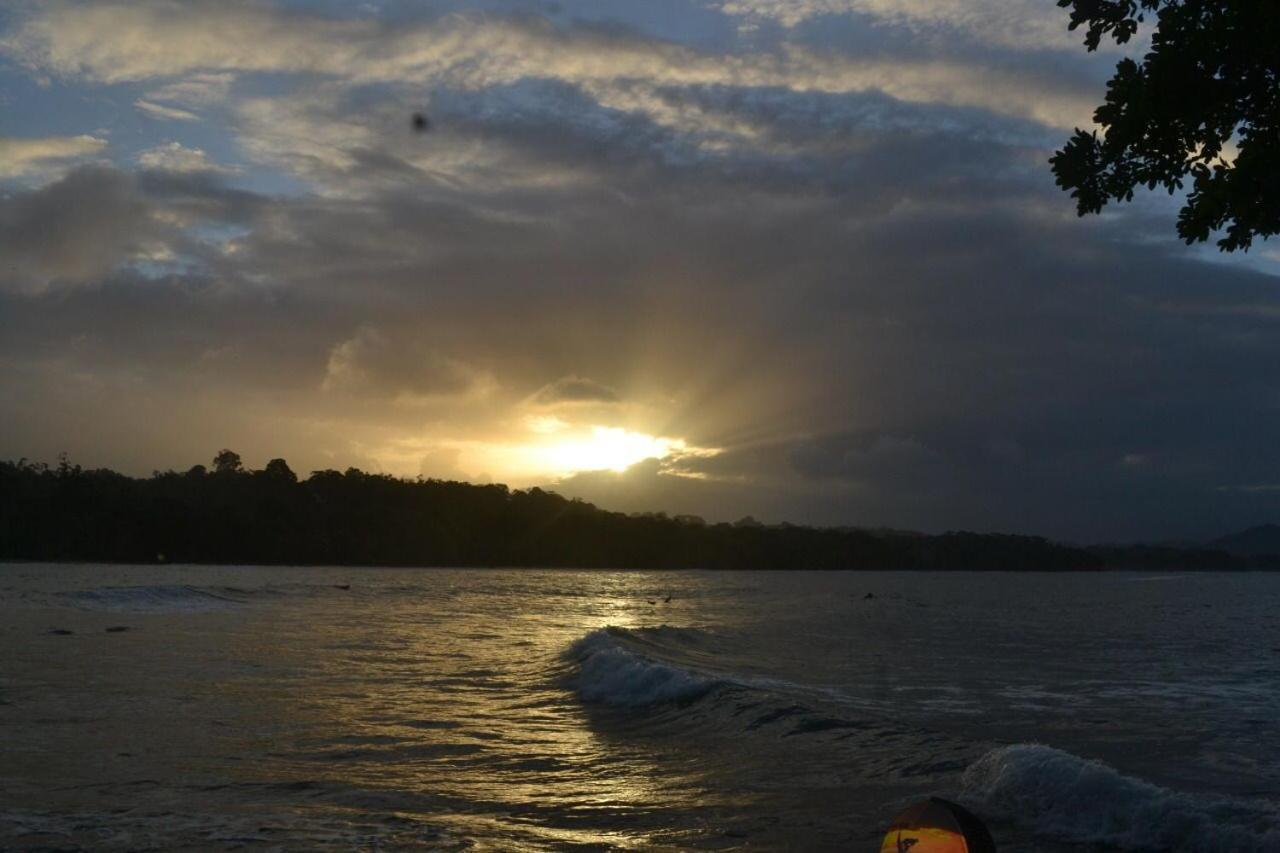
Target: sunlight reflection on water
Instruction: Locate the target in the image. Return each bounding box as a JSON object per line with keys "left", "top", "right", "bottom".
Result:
{"left": 2, "top": 566, "right": 1279, "bottom": 851}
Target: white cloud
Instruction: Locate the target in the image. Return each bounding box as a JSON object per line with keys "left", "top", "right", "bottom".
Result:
{"left": 2, "top": 2, "right": 1094, "bottom": 131}
{"left": 132, "top": 73, "right": 236, "bottom": 123}
{"left": 147, "top": 72, "right": 235, "bottom": 106}
{"left": 136, "top": 141, "right": 224, "bottom": 172}
{"left": 134, "top": 99, "right": 200, "bottom": 121}
{"left": 234, "top": 88, "right": 372, "bottom": 180}
{"left": 0, "top": 134, "right": 107, "bottom": 178}
{"left": 715, "top": 0, "right": 1082, "bottom": 50}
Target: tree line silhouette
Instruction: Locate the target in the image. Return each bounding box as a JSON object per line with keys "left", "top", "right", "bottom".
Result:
{"left": 1, "top": 452, "right": 1274, "bottom": 571}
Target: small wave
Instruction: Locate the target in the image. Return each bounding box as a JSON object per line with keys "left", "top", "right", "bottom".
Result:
{"left": 624, "top": 624, "right": 715, "bottom": 646}
{"left": 963, "top": 744, "right": 1280, "bottom": 851}
{"left": 562, "top": 627, "right": 865, "bottom": 721}
{"left": 564, "top": 628, "right": 719, "bottom": 706}
{"left": 0, "top": 807, "right": 461, "bottom": 851}
{"left": 57, "top": 585, "right": 248, "bottom": 613}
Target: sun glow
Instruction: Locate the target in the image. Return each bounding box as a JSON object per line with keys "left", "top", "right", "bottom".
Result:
{"left": 405, "top": 421, "right": 718, "bottom": 486}
{"left": 536, "top": 426, "right": 686, "bottom": 475}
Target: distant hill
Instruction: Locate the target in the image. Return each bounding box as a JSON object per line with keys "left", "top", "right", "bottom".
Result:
{"left": 1207, "top": 524, "right": 1280, "bottom": 557}
{"left": 0, "top": 456, "right": 1103, "bottom": 571}
{"left": 2, "top": 455, "right": 1279, "bottom": 571}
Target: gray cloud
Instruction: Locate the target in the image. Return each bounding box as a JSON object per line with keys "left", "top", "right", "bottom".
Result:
{"left": 4, "top": 142, "right": 1277, "bottom": 543}
{"left": 531, "top": 376, "right": 621, "bottom": 406}
{"left": 1, "top": 0, "right": 1278, "bottom": 542}
{"left": 0, "top": 166, "right": 161, "bottom": 292}
{"left": 322, "top": 325, "right": 494, "bottom": 403}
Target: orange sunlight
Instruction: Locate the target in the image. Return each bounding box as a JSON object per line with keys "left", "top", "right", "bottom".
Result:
{"left": 535, "top": 426, "right": 687, "bottom": 475}
{"left": 447, "top": 421, "right": 717, "bottom": 484}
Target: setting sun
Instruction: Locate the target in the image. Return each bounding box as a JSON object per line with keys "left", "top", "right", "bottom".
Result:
{"left": 447, "top": 423, "right": 715, "bottom": 484}
{"left": 537, "top": 426, "right": 686, "bottom": 475}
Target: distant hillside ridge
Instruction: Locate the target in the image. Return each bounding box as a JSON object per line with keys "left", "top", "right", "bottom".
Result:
{"left": 1208, "top": 523, "right": 1280, "bottom": 557}
{"left": 2, "top": 455, "right": 1278, "bottom": 571}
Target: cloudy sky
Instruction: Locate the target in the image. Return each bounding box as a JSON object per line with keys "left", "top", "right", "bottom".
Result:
{"left": 2, "top": 0, "right": 1279, "bottom": 543}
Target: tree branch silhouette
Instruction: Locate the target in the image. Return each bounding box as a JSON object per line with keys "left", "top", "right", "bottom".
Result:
{"left": 1051, "top": 0, "right": 1280, "bottom": 251}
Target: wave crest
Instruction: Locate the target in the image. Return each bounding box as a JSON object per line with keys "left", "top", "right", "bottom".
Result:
{"left": 963, "top": 744, "right": 1280, "bottom": 851}
{"left": 564, "top": 628, "right": 719, "bottom": 706}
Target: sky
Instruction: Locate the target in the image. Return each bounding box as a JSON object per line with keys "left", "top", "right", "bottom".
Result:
{"left": 2, "top": 0, "right": 1279, "bottom": 544}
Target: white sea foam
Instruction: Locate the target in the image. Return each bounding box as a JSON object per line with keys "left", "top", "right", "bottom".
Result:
{"left": 963, "top": 744, "right": 1280, "bottom": 851}
{"left": 57, "top": 585, "right": 246, "bottom": 613}
{"left": 565, "top": 629, "right": 719, "bottom": 706}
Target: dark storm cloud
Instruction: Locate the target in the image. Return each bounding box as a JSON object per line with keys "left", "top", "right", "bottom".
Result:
{"left": 2, "top": 0, "right": 1279, "bottom": 541}
{"left": 4, "top": 141, "right": 1279, "bottom": 542}
{"left": 0, "top": 166, "right": 157, "bottom": 292}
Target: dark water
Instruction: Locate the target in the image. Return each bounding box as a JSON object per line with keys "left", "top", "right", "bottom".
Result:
{"left": 2, "top": 565, "right": 1278, "bottom": 851}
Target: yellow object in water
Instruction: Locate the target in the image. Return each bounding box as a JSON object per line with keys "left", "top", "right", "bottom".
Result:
{"left": 880, "top": 798, "right": 996, "bottom": 853}
{"left": 880, "top": 826, "right": 970, "bottom": 853}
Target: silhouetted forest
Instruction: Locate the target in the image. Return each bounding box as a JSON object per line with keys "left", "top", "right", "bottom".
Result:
{"left": 2, "top": 453, "right": 1275, "bottom": 571}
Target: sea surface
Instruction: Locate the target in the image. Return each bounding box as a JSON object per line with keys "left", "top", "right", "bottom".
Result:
{"left": 2, "top": 565, "right": 1279, "bottom": 851}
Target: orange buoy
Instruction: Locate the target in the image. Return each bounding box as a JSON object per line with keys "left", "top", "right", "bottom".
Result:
{"left": 880, "top": 797, "right": 995, "bottom": 853}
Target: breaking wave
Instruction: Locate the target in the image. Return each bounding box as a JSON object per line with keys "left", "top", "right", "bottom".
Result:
{"left": 57, "top": 585, "right": 250, "bottom": 613}
{"left": 963, "top": 744, "right": 1280, "bottom": 852}
{"left": 564, "top": 628, "right": 721, "bottom": 706}
{"left": 564, "top": 629, "right": 1280, "bottom": 851}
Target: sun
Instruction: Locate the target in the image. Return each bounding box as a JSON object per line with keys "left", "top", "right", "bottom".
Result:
{"left": 537, "top": 426, "right": 685, "bottom": 475}
{"left": 442, "top": 421, "right": 716, "bottom": 485}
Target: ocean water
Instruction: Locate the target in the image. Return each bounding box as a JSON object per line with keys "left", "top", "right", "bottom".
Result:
{"left": 2, "top": 565, "right": 1279, "bottom": 852}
